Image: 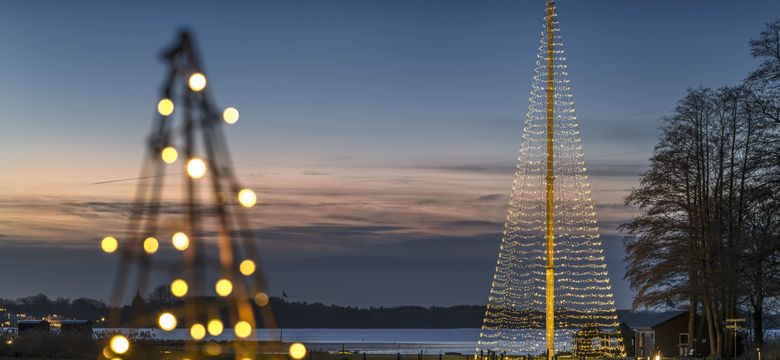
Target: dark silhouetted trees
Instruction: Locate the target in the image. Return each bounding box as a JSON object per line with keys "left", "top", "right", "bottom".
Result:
{"left": 623, "top": 20, "right": 780, "bottom": 356}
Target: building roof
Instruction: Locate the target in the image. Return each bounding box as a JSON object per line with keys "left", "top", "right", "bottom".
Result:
{"left": 617, "top": 310, "right": 686, "bottom": 330}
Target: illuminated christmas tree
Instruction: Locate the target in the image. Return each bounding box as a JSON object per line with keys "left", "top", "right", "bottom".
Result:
{"left": 98, "top": 30, "right": 298, "bottom": 359}
{"left": 477, "top": 1, "right": 625, "bottom": 358}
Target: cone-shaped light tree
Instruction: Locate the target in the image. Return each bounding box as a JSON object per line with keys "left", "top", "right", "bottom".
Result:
{"left": 100, "top": 30, "right": 279, "bottom": 358}
{"left": 477, "top": 2, "right": 626, "bottom": 358}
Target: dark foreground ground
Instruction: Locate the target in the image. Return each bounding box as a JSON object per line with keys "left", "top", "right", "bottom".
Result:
{"left": 1, "top": 332, "right": 778, "bottom": 360}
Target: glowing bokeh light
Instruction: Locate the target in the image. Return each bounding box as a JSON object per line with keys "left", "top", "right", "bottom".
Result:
{"left": 109, "top": 335, "right": 129, "bottom": 354}
{"left": 239, "top": 259, "right": 256, "bottom": 276}
{"left": 102, "top": 346, "right": 112, "bottom": 359}
{"left": 204, "top": 342, "right": 222, "bottom": 356}
{"left": 254, "top": 292, "right": 269, "bottom": 306}
{"left": 101, "top": 236, "right": 118, "bottom": 253}
{"left": 289, "top": 343, "right": 307, "bottom": 359}
{"left": 161, "top": 147, "right": 178, "bottom": 164}
{"left": 207, "top": 319, "right": 224, "bottom": 336}
{"left": 237, "top": 188, "right": 256, "bottom": 207}
{"left": 215, "top": 279, "right": 233, "bottom": 297}
{"left": 157, "top": 98, "right": 174, "bottom": 116}
{"left": 172, "top": 232, "right": 189, "bottom": 251}
{"left": 170, "top": 279, "right": 188, "bottom": 297}
{"left": 234, "top": 321, "right": 252, "bottom": 338}
{"left": 186, "top": 158, "right": 207, "bottom": 179}
{"left": 223, "top": 107, "right": 239, "bottom": 124}
{"left": 190, "top": 323, "right": 206, "bottom": 340}
{"left": 143, "top": 237, "right": 159, "bottom": 254}
{"left": 158, "top": 312, "right": 177, "bottom": 331}
{"left": 188, "top": 73, "right": 207, "bottom": 92}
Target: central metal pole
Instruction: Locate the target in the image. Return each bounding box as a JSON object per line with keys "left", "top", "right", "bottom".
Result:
{"left": 544, "top": 1, "right": 556, "bottom": 360}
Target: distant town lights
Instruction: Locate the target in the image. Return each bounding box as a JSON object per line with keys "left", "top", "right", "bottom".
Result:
{"left": 238, "top": 188, "right": 257, "bottom": 207}
{"left": 186, "top": 158, "right": 207, "bottom": 179}
{"left": 158, "top": 312, "right": 177, "bottom": 331}
{"left": 289, "top": 343, "right": 307, "bottom": 360}
{"left": 215, "top": 278, "right": 233, "bottom": 297}
{"left": 234, "top": 321, "right": 252, "bottom": 338}
{"left": 207, "top": 319, "right": 224, "bottom": 336}
{"left": 171, "top": 232, "right": 190, "bottom": 251}
{"left": 161, "top": 147, "right": 178, "bottom": 164}
{"left": 190, "top": 323, "right": 206, "bottom": 340}
{"left": 101, "top": 236, "right": 118, "bottom": 253}
{"left": 157, "top": 98, "right": 174, "bottom": 116}
{"left": 143, "top": 237, "right": 159, "bottom": 254}
{"left": 109, "top": 335, "right": 129, "bottom": 354}
{"left": 188, "top": 73, "right": 207, "bottom": 92}
{"left": 170, "top": 279, "right": 188, "bottom": 297}
{"left": 223, "top": 107, "right": 239, "bottom": 124}
{"left": 239, "top": 259, "right": 256, "bottom": 276}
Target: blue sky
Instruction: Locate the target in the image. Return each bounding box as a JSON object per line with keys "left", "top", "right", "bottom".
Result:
{"left": 1, "top": 0, "right": 779, "bottom": 308}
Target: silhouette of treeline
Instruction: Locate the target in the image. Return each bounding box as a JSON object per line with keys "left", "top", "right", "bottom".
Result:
{"left": 0, "top": 290, "right": 486, "bottom": 328}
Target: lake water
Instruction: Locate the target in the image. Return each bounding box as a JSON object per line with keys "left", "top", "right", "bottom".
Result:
{"left": 9, "top": 327, "right": 779, "bottom": 355}
{"left": 96, "top": 328, "right": 483, "bottom": 354}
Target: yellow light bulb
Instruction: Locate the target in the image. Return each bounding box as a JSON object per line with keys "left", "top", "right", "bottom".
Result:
{"left": 204, "top": 342, "right": 222, "bottom": 356}
{"left": 238, "top": 188, "right": 256, "bottom": 207}
{"left": 234, "top": 321, "right": 252, "bottom": 338}
{"left": 188, "top": 73, "right": 207, "bottom": 92}
{"left": 170, "top": 279, "right": 188, "bottom": 297}
{"left": 239, "top": 259, "right": 256, "bottom": 276}
{"left": 172, "top": 232, "right": 189, "bottom": 251}
{"left": 158, "top": 312, "right": 177, "bottom": 331}
{"left": 157, "top": 98, "right": 174, "bottom": 116}
{"left": 215, "top": 278, "right": 233, "bottom": 297}
{"left": 161, "top": 147, "right": 178, "bottom": 164}
{"left": 289, "top": 342, "right": 307, "bottom": 360}
{"left": 254, "top": 292, "right": 269, "bottom": 307}
{"left": 186, "top": 158, "right": 206, "bottom": 179}
{"left": 190, "top": 323, "right": 206, "bottom": 340}
{"left": 143, "top": 237, "right": 158, "bottom": 254}
{"left": 101, "top": 236, "right": 118, "bottom": 253}
{"left": 102, "top": 346, "right": 112, "bottom": 359}
{"left": 207, "top": 319, "right": 223, "bottom": 336}
{"left": 223, "top": 107, "right": 239, "bottom": 124}
{"left": 109, "top": 335, "right": 129, "bottom": 354}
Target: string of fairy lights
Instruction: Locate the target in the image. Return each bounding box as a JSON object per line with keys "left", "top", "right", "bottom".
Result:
{"left": 97, "top": 31, "right": 307, "bottom": 360}
{"left": 477, "top": 1, "right": 625, "bottom": 357}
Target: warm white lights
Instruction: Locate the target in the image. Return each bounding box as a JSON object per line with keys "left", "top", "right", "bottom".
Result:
{"left": 223, "top": 107, "right": 239, "bottom": 124}
{"left": 234, "top": 321, "right": 252, "bottom": 338}
{"left": 476, "top": 3, "right": 624, "bottom": 358}
{"left": 172, "top": 232, "right": 190, "bottom": 251}
{"left": 289, "top": 343, "right": 307, "bottom": 360}
{"left": 254, "top": 292, "right": 269, "bottom": 306}
{"left": 161, "top": 147, "right": 178, "bottom": 164}
{"left": 238, "top": 188, "right": 256, "bottom": 207}
{"left": 190, "top": 323, "right": 206, "bottom": 340}
{"left": 207, "top": 319, "right": 223, "bottom": 336}
{"left": 109, "top": 335, "right": 129, "bottom": 354}
{"left": 188, "top": 73, "right": 207, "bottom": 92}
{"left": 157, "top": 98, "right": 174, "bottom": 116}
{"left": 239, "top": 259, "right": 256, "bottom": 276}
{"left": 158, "top": 312, "right": 177, "bottom": 331}
{"left": 101, "top": 236, "right": 118, "bottom": 253}
{"left": 215, "top": 278, "right": 233, "bottom": 297}
{"left": 170, "top": 278, "right": 188, "bottom": 297}
{"left": 143, "top": 237, "right": 159, "bottom": 254}
{"left": 186, "top": 158, "right": 207, "bottom": 179}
